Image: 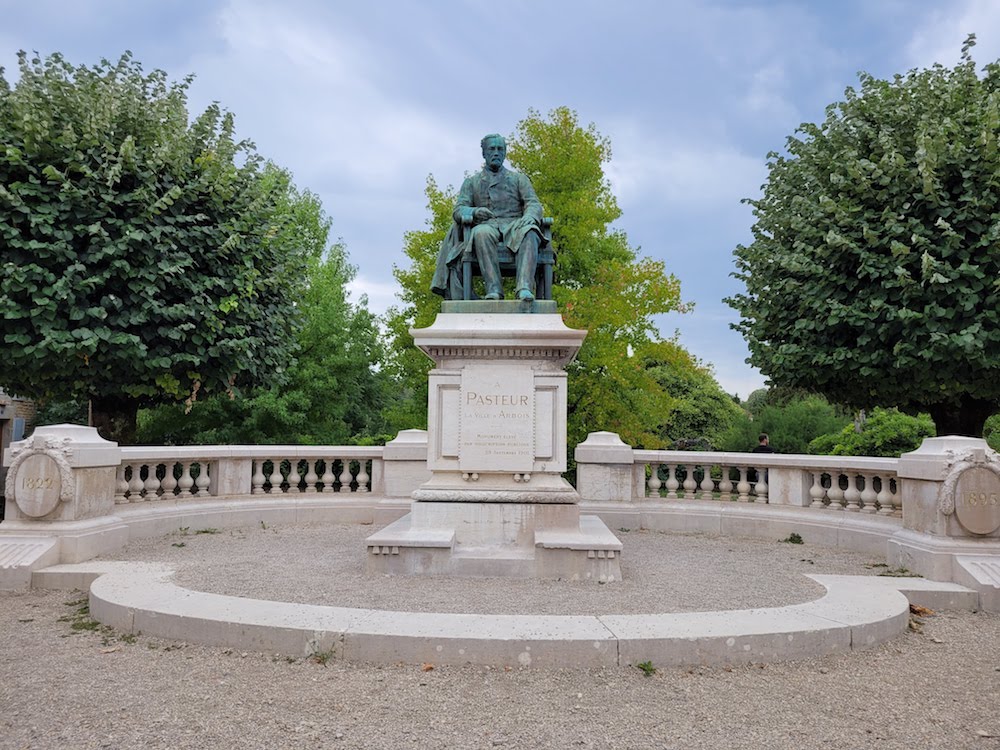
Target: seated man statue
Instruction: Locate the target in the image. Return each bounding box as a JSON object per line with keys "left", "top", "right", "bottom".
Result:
{"left": 431, "top": 133, "right": 544, "bottom": 301}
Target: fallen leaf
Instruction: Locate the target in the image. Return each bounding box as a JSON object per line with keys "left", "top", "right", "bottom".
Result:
{"left": 421, "top": 663, "right": 434, "bottom": 672}
{"left": 909, "top": 604, "right": 935, "bottom": 617}
{"left": 100, "top": 647, "right": 120, "bottom": 654}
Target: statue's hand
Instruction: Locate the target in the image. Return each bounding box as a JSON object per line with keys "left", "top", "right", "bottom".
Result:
{"left": 473, "top": 207, "right": 495, "bottom": 222}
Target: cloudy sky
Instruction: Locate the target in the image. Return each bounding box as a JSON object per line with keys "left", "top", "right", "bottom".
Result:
{"left": 4, "top": 0, "right": 999, "bottom": 398}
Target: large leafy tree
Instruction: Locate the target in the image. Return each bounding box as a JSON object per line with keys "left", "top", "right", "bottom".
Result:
{"left": 138, "top": 241, "right": 389, "bottom": 445}
{"left": 385, "top": 107, "right": 686, "bottom": 450}
{"left": 645, "top": 342, "right": 744, "bottom": 450}
{"left": 0, "top": 52, "right": 314, "bottom": 442}
{"left": 728, "top": 37, "right": 1000, "bottom": 436}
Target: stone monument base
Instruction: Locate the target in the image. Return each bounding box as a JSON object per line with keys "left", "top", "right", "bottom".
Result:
{"left": 366, "top": 500, "right": 622, "bottom": 582}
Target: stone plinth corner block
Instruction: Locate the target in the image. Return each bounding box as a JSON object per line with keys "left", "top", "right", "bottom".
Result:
{"left": 3, "top": 424, "right": 121, "bottom": 523}
{"left": 382, "top": 430, "right": 431, "bottom": 498}
{"left": 575, "top": 432, "right": 635, "bottom": 503}
{"left": 898, "top": 436, "right": 1000, "bottom": 539}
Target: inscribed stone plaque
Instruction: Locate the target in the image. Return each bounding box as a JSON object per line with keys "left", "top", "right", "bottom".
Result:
{"left": 954, "top": 466, "right": 1000, "bottom": 535}
{"left": 15, "top": 453, "right": 62, "bottom": 518}
{"left": 460, "top": 366, "right": 535, "bottom": 472}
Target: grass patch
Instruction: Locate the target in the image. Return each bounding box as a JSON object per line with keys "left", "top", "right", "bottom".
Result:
{"left": 781, "top": 532, "right": 804, "bottom": 545}
{"left": 310, "top": 648, "right": 336, "bottom": 666}
{"left": 195, "top": 528, "right": 221, "bottom": 535}
{"left": 635, "top": 660, "right": 657, "bottom": 677}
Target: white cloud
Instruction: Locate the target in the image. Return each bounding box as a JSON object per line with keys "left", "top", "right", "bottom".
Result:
{"left": 741, "top": 63, "right": 800, "bottom": 124}
{"left": 906, "top": 0, "right": 1000, "bottom": 70}
{"left": 347, "top": 275, "right": 399, "bottom": 316}
{"left": 603, "top": 121, "right": 766, "bottom": 212}
{"left": 185, "top": 1, "right": 476, "bottom": 193}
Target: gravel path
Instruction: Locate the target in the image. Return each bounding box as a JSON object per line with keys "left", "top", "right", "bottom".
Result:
{"left": 96, "top": 523, "right": 887, "bottom": 614}
{"left": 2, "top": 588, "right": 999, "bottom": 750}
{"left": 3, "top": 524, "right": 999, "bottom": 749}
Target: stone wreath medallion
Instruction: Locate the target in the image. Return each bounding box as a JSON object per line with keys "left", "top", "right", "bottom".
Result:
{"left": 5, "top": 434, "right": 75, "bottom": 518}
{"left": 938, "top": 448, "right": 1000, "bottom": 536}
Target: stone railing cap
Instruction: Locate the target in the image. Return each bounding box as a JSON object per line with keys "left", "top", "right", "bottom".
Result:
{"left": 383, "top": 430, "right": 429, "bottom": 460}
{"left": 575, "top": 432, "right": 634, "bottom": 464}
{"left": 5, "top": 424, "right": 120, "bottom": 468}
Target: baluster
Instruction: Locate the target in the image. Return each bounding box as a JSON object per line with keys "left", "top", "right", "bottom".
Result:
{"left": 876, "top": 475, "right": 895, "bottom": 516}
{"left": 718, "top": 466, "right": 734, "bottom": 501}
{"left": 699, "top": 465, "right": 715, "bottom": 500}
{"left": 356, "top": 460, "right": 370, "bottom": 493}
{"left": 860, "top": 473, "right": 878, "bottom": 514}
{"left": 115, "top": 464, "right": 129, "bottom": 504}
{"left": 826, "top": 473, "right": 844, "bottom": 510}
{"left": 177, "top": 462, "right": 194, "bottom": 498}
{"left": 321, "top": 459, "right": 336, "bottom": 494}
{"left": 268, "top": 458, "right": 283, "bottom": 494}
{"left": 753, "top": 468, "right": 768, "bottom": 503}
{"left": 682, "top": 466, "right": 697, "bottom": 499}
{"left": 737, "top": 467, "right": 751, "bottom": 503}
{"left": 194, "top": 462, "right": 210, "bottom": 496}
{"left": 161, "top": 461, "right": 178, "bottom": 498}
{"left": 128, "top": 462, "right": 145, "bottom": 502}
{"left": 142, "top": 464, "right": 160, "bottom": 499}
{"left": 647, "top": 464, "right": 662, "bottom": 498}
{"left": 664, "top": 464, "right": 679, "bottom": 499}
{"left": 339, "top": 459, "right": 353, "bottom": 492}
{"left": 252, "top": 461, "right": 266, "bottom": 494}
{"left": 809, "top": 472, "right": 826, "bottom": 508}
{"left": 287, "top": 460, "right": 302, "bottom": 494}
{"left": 303, "top": 459, "right": 319, "bottom": 493}
{"left": 843, "top": 474, "right": 861, "bottom": 511}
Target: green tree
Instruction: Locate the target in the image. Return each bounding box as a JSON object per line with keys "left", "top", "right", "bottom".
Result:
{"left": 384, "top": 108, "right": 686, "bottom": 450}
{"left": 646, "top": 342, "right": 744, "bottom": 449}
{"left": 0, "top": 52, "right": 314, "bottom": 442}
{"left": 138, "top": 241, "right": 388, "bottom": 445}
{"left": 808, "top": 407, "right": 935, "bottom": 457}
{"left": 718, "top": 395, "right": 850, "bottom": 454}
{"left": 728, "top": 36, "right": 1000, "bottom": 437}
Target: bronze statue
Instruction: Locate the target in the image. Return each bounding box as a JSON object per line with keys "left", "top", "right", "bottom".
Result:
{"left": 431, "top": 134, "right": 544, "bottom": 301}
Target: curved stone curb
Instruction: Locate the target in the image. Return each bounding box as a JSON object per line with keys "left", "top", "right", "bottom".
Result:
{"left": 35, "top": 563, "right": 977, "bottom": 668}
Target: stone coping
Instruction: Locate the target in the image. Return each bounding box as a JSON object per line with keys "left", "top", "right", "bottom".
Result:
{"left": 630, "top": 449, "right": 900, "bottom": 473}
{"left": 32, "top": 562, "right": 976, "bottom": 668}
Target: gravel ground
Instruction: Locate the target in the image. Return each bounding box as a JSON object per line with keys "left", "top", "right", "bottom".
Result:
{"left": 96, "top": 523, "right": 887, "bottom": 614}
{"left": 2, "top": 588, "right": 999, "bottom": 750}
{"left": 3, "top": 524, "right": 999, "bottom": 749}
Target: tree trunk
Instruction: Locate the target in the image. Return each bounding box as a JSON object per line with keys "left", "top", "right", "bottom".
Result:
{"left": 90, "top": 395, "right": 139, "bottom": 444}
{"left": 927, "top": 396, "right": 997, "bottom": 438}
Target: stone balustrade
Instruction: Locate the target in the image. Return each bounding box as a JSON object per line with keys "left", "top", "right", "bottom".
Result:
{"left": 634, "top": 452, "right": 901, "bottom": 516}
{"left": 575, "top": 432, "right": 901, "bottom": 516}
{"left": 113, "top": 446, "right": 385, "bottom": 503}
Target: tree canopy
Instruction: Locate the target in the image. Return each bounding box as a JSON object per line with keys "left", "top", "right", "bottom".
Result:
{"left": 645, "top": 342, "right": 744, "bottom": 450}
{"left": 137, "top": 242, "right": 388, "bottom": 445}
{"left": 384, "top": 107, "right": 687, "bottom": 451}
{"left": 728, "top": 36, "right": 1000, "bottom": 436}
{"left": 0, "top": 52, "right": 315, "bottom": 442}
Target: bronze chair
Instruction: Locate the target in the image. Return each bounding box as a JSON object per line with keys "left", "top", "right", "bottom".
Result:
{"left": 459, "top": 217, "right": 555, "bottom": 301}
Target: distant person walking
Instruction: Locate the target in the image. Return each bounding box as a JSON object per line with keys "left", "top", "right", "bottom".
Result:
{"left": 752, "top": 433, "right": 774, "bottom": 453}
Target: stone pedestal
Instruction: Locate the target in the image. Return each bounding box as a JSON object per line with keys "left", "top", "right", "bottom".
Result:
{"left": 889, "top": 436, "right": 1000, "bottom": 610}
{"left": 3, "top": 425, "right": 120, "bottom": 522}
{"left": 1, "top": 424, "right": 125, "bottom": 587}
{"left": 367, "top": 302, "right": 623, "bottom": 581}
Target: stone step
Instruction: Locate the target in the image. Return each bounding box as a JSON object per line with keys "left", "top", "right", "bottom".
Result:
{"left": 0, "top": 537, "right": 60, "bottom": 590}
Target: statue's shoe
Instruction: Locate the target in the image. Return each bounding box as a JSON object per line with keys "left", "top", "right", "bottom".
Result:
{"left": 484, "top": 292, "right": 501, "bottom": 300}
{"left": 516, "top": 289, "right": 535, "bottom": 302}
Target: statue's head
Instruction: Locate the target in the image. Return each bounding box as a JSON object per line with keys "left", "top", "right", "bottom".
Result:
{"left": 481, "top": 133, "right": 506, "bottom": 172}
